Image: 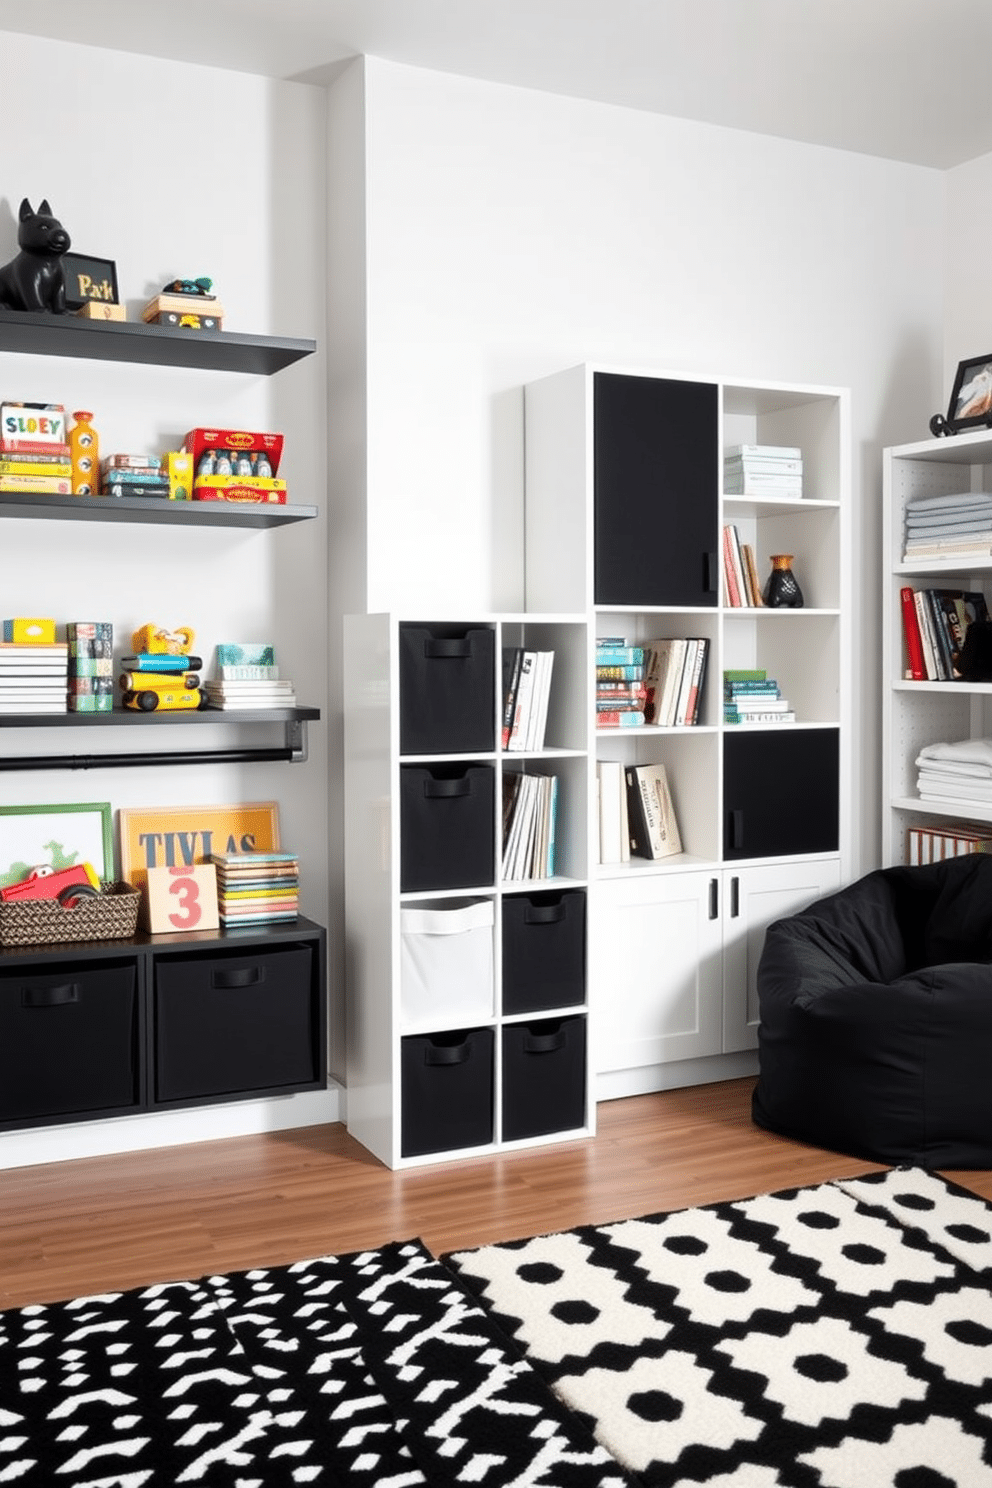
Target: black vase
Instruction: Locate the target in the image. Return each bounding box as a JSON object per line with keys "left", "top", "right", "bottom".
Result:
{"left": 763, "top": 554, "right": 804, "bottom": 608}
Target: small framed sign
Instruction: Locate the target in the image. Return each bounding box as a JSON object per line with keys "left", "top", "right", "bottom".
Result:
{"left": 62, "top": 252, "right": 119, "bottom": 310}
{"left": 931, "top": 353, "right": 992, "bottom": 437}
{"left": 144, "top": 863, "right": 219, "bottom": 934}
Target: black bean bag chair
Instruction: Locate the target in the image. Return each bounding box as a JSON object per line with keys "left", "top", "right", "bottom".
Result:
{"left": 752, "top": 854, "right": 992, "bottom": 1168}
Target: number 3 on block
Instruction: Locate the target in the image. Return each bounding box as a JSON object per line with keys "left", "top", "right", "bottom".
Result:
{"left": 145, "top": 864, "right": 220, "bottom": 934}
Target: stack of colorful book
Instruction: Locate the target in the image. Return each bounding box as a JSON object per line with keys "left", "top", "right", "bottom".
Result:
{"left": 595, "top": 638, "right": 646, "bottom": 728}
{"left": 211, "top": 850, "right": 300, "bottom": 926}
{"left": 723, "top": 669, "right": 796, "bottom": 724}
{"left": 0, "top": 640, "right": 68, "bottom": 713}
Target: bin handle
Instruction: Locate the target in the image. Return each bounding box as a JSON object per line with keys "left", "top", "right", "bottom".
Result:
{"left": 424, "top": 638, "right": 472, "bottom": 659}
{"left": 22, "top": 982, "right": 79, "bottom": 1008}
{"left": 424, "top": 1038, "right": 471, "bottom": 1066}
{"left": 212, "top": 965, "right": 264, "bottom": 988}
{"left": 424, "top": 776, "right": 471, "bottom": 799}
{"left": 524, "top": 903, "right": 565, "bottom": 925}
{"left": 523, "top": 1027, "right": 566, "bottom": 1055}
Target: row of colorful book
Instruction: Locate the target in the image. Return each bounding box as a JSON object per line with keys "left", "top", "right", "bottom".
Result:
{"left": 501, "top": 772, "right": 558, "bottom": 880}
{"left": 724, "top": 670, "right": 796, "bottom": 725}
{"left": 596, "top": 637, "right": 708, "bottom": 728}
{"left": 899, "top": 586, "right": 989, "bottom": 682}
{"left": 211, "top": 850, "right": 299, "bottom": 925}
{"left": 597, "top": 759, "right": 682, "bottom": 864}
{"left": 907, "top": 822, "right": 992, "bottom": 864}
{"left": 501, "top": 648, "right": 554, "bottom": 750}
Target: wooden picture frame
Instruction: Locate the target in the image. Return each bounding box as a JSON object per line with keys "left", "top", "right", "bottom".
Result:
{"left": 0, "top": 801, "right": 113, "bottom": 888}
{"left": 61, "top": 252, "right": 119, "bottom": 310}
{"left": 931, "top": 353, "right": 992, "bottom": 436}
{"left": 118, "top": 801, "right": 280, "bottom": 894}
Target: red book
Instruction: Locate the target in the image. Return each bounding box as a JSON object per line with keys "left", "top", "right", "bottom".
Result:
{"left": 901, "top": 586, "right": 926, "bottom": 681}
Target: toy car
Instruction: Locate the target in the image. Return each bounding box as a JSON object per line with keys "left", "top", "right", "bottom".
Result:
{"left": 0, "top": 862, "right": 100, "bottom": 905}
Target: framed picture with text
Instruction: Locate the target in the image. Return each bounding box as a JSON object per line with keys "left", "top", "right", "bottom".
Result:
{"left": 118, "top": 801, "right": 280, "bottom": 894}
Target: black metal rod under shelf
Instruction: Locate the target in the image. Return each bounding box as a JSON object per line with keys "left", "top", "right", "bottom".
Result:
{"left": 0, "top": 747, "right": 298, "bottom": 772}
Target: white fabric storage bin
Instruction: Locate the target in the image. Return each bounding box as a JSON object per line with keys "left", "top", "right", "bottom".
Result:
{"left": 400, "top": 899, "right": 494, "bottom": 1026}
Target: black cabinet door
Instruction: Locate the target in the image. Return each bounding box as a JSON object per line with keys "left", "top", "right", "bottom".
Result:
{"left": 724, "top": 729, "right": 839, "bottom": 859}
{"left": 593, "top": 372, "right": 719, "bottom": 607}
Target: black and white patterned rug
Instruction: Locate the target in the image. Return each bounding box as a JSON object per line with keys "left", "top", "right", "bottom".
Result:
{"left": 3, "top": 1167, "right": 992, "bottom": 1485}
{"left": 447, "top": 1167, "right": 992, "bottom": 1487}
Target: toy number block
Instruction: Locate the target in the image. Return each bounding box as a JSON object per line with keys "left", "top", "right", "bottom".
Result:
{"left": 144, "top": 863, "right": 219, "bottom": 934}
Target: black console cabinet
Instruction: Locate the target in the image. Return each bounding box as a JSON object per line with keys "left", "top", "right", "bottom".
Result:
{"left": 0, "top": 918, "right": 326, "bottom": 1132}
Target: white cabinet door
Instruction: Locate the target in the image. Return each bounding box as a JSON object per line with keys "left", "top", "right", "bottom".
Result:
{"left": 591, "top": 871, "right": 723, "bottom": 1075}
{"left": 721, "top": 858, "right": 841, "bottom": 1053}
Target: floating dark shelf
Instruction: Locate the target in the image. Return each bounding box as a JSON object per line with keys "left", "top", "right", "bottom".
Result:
{"left": 0, "top": 308, "right": 315, "bottom": 374}
{"left": 0, "top": 707, "right": 320, "bottom": 729}
{"left": 0, "top": 489, "right": 317, "bottom": 528}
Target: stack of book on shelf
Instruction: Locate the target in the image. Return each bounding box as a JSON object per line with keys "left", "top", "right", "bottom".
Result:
{"left": 643, "top": 637, "right": 709, "bottom": 725}
{"left": 724, "top": 670, "right": 796, "bottom": 725}
{"left": 915, "top": 738, "right": 992, "bottom": 806}
{"left": 900, "top": 586, "right": 989, "bottom": 681}
{"left": 907, "top": 821, "right": 992, "bottom": 864}
{"left": 0, "top": 640, "right": 68, "bottom": 713}
{"left": 502, "top": 648, "right": 554, "bottom": 750}
{"left": 596, "top": 639, "right": 646, "bottom": 728}
{"left": 211, "top": 850, "right": 300, "bottom": 925}
{"left": 724, "top": 444, "right": 803, "bottom": 499}
{"left": 903, "top": 489, "right": 992, "bottom": 564}
{"left": 0, "top": 400, "right": 71, "bottom": 494}
{"left": 722, "top": 524, "right": 765, "bottom": 607}
{"left": 596, "top": 759, "right": 683, "bottom": 863}
{"left": 501, "top": 772, "right": 558, "bottom": 880}
{"left": 203, "top": 644, "right": 297, "bottom": 710}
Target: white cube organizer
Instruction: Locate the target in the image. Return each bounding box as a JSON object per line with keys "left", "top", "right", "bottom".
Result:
{"left": 400, "top": 899, "right": 494, "bottom": 1027}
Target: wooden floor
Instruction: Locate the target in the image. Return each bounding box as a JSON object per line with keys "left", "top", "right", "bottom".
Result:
{"left": 1, "top": 1076, "right": 989, "bottom": 1310}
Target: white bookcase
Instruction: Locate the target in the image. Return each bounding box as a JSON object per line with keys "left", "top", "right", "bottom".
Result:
{"left": 343, "top": 364, "right": 852, "bottom": 1168}
{"left": 344, "top": 612, "right": 593, "bottom": 1168}
{"left": 525, "top": 364, "right": 851, "bottom": 1098}
{"left": 883, "top": 428, "right": 992, "bottom": 865}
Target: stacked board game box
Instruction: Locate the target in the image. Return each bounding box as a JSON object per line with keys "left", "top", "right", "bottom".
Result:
{"left": 211, "top": 850, "right": 299, "bottom": 926}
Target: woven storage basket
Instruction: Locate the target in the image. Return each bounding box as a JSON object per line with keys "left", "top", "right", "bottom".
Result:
{"left": 0, "top": 882, "right": 141, "bottom": 948}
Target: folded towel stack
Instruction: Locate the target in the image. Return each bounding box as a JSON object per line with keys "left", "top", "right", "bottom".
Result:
{"left": 916, "top": 738, "right": 992, "bottom": 803}
{"left": 904, "top": 490, "right": 992, "bottom": 562}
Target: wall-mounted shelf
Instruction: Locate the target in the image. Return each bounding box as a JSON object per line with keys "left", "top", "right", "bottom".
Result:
{"left": 0, "top": 308, "right": 316, "bottom": 374}
{"left": 0, "top": 490, "right": 318, "bottom": 528}
{"left": 0, "top": 708, "right": 319, "bottom": 770}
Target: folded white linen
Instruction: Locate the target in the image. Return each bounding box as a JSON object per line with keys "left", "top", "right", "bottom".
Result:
{"left": 917, "top": 738, "right": 992, "bottom": 769}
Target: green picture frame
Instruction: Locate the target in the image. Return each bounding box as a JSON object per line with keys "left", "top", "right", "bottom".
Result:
{"left": 0, "top": 802, "right": 114, "bottom": 888}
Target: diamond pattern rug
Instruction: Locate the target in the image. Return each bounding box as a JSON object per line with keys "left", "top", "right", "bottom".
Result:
{"left": 446, "top": 1167, "right": 992, "bottom": 1487}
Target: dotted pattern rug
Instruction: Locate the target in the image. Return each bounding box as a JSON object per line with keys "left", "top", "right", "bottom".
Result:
{"left": 446, "top": 1168, "right": 992, "bottom": 1488}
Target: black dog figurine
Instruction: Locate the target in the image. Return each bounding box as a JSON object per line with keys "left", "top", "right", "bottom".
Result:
{"left": 0, "top": 198, "right": 71, "bottom": 313}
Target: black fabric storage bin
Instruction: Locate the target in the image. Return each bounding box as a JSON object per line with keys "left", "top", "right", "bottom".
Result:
{"left": 502, "top": 1015, "right": 586, "bottom": 1142}
{"left": 154, "top": 944, "right": 317, "bottom": 1103}
{"left": 401, "top": 1026, "right": 494, "bottom": 1157}
{"left": 400, "top": 764, "right": 495, "bottom": 891}
{"left": 502, "top": 889, "right": 585, "bottom": 1014}
{"left": 399, "top": 625, "right": 495, "bottom": 755}
{"left": 0, "top": 960, "right": 139, "bottom": 1122}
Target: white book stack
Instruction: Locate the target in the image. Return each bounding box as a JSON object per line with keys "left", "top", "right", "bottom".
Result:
{"left": 724, "top": 444, "right": 803, "bottom": 499}
{"left": 0, "top": 642, "right": 68, "bottom": 713}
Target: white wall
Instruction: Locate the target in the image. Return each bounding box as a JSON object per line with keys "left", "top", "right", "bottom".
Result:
{"left": 354, "top": 58, "right": 947, "bottom": 875}
{"left": 0, "top": 33, "right": 337, "bottom": 1166}
{"left": 945, "top": 150, "right": 992, "bottom": 387}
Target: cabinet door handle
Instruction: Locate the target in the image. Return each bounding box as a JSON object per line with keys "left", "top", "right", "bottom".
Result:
{"left": 729, "top": 809, "right": 745, "bottom": 851}
{"left": 211, "top": 965, "right": 264, "bottom": 989}
{"left": 709, "top": 878, "right": 719, "bottom": 919}
{"left": 704, "top": 551, "right": 719, "bottom": 593}
{"left": 730, "top": 876, "right": 740, "bottom": 917}
{"left": 22, "top": 982, "right": 79, "bottom": 1008}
